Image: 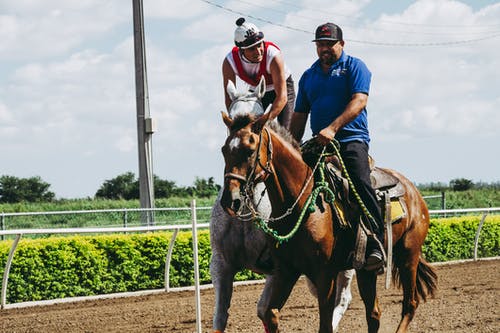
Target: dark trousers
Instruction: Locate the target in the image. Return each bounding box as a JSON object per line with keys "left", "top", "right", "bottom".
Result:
{"left": 261, "top": 76, "right": 295, "bottom": 130}
{"left": 340, "top": 140, "right": 384, "bottom": 241}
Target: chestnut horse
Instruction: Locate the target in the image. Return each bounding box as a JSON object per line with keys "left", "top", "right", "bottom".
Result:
{"left": 210, "top": 77, "right": 355, "bottom": 332}
{"left": 219, "top": 113, "right": 437, "bottom": 333}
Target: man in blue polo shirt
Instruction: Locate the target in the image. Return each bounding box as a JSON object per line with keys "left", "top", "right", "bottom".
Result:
{"left": 290, "top": 22, "right": 384, "bottom": 271}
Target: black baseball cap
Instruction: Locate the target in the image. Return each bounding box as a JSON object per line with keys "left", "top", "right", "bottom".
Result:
{"left": 312, "top": 22, "right": 343, "bottom": 42}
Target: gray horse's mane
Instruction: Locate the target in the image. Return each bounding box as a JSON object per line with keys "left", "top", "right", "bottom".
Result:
{"left": 267, "top": 121, "right": 300, "bottom": 150}
{"left": 229, "top": 114, "right": 300, "bottom": 150}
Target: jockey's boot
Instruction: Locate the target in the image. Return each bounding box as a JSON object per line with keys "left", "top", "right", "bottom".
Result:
{"left": 364, "top": 236, "right": 384, "bottom": 272}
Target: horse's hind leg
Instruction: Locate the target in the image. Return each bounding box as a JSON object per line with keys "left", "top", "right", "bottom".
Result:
{"left": 394, "top": 246, "right": 420, "bottom": 333}
{"left": 356, "top": 270, "right": 381, "bottom": 333}
{"left": 210, "top": 254, "right": 236, "bottom": 332}
{"left": 257, "top": 271, "right": 300, "bottom": 333}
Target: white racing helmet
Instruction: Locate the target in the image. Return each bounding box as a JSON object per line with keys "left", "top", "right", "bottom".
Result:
{"left": 234, "top": 17, "right": 264, "bottom": 49}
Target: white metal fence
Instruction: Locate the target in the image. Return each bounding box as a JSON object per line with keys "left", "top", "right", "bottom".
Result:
{"left": 422, "top": 192, "right": 446, "bottom": 210}
{"left": 0, "top": 203, "right": 498, "bottom": 331}
{"left": 0, "top": 206, "right": 213, "bottom": 237}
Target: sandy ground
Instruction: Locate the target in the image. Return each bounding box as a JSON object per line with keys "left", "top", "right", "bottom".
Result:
{"left": 0, "top": 259, "right": 498, "bottom": 333}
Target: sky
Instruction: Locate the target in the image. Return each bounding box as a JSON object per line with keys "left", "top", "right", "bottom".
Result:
{"left": 0, "top": 0, "right": 499, "bottom": 199}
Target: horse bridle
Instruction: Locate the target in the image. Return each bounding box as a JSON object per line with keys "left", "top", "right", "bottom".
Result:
{"left": 224, "top": 127, "right": 274, "bottom": 188}
{"left": 225, "top": 127, "right": 330, "bottom": 226}
{"left": 228, "top": 95, "right": 264, "bottom": 116}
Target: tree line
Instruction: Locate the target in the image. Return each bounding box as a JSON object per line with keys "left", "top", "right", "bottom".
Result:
{"left": 417, "top": 178, "right": 500, "bottom": 191}
{"left": 0, "top": 174, "right": 498, "bottom": 204}
{"left": 0, "top": 173, "right": 221, "bottom": 203}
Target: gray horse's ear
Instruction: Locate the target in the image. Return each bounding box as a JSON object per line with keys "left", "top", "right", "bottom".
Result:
{"left": 221, "top": 111, "right": 233, "bottom": 128}
{"left": 226, "top": 80, "right": 238, "bottom": 101}
{"left": 255, "top": 76, "right": 266, "bottom": 99}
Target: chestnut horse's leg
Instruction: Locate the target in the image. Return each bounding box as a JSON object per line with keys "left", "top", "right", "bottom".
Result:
{"left": 316, "top": 273, "right": 339, "bottom": 333}
{"left": 393, "top": 220, "right": 432, "bottom": 333}
{"left": 394, "top": 251, "right": 420, "bottom": 333}
{"left": 394, "top": 196, "right": 435, "bottom": 333}
{"left": 257, "top": 271, "right": 300, "bottom": 333}
{"left": 356, "top": 269, "right": 381, "bottom": 333}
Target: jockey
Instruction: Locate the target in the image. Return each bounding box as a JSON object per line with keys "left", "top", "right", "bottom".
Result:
{"left": 223, "top": 17, "right": 295, "bottom": 130}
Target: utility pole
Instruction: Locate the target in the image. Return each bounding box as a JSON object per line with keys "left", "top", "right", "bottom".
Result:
{"left": 132, "top": 0, "right": 155, "bottom": 225}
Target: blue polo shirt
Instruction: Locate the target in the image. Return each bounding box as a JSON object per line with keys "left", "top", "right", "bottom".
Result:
{"left": 295, "top": 51, "right": 372, "bottom": 143}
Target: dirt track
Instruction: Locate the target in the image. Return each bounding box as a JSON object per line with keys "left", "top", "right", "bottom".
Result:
{"left": 0, "top": 259, "right": 498, "bottom": 333}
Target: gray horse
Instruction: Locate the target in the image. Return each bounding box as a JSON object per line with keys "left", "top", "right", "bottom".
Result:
{"left": 209, "top": 77, "right": 355, "bottom": 332}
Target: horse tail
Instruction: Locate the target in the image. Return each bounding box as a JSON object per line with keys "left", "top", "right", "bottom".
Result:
{"left": 415, "top": 257, "right": 438, "bottom": 302}
{"left": 392, "top": 257, "right": 438, "bottom": 302}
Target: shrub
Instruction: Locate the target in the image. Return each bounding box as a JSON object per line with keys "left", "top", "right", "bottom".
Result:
{"left": 0, "top": 232, "right": 211, "bottom": 303}
{"left": 423, "top": 215, "right": 500, "bottom": 262}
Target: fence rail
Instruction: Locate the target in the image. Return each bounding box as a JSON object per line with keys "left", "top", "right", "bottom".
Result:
{"left": 429, "top": 207, "right": 500, "bottom": 215}
{"left": 423, "top": 191, "right": 446, "bottom": 210}
{"left": 0, "top": 191, "right": 452, "bottom": 231}
{"left": 0, "top": 206, "right": 213, "bottom": 240}
{"left": 2, "top": 204, "right": 497, "bottom": 232}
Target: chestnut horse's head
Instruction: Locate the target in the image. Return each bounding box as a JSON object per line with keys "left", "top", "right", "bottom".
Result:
{"left": 220, "top": 112, "right": 271, "bottom": 216}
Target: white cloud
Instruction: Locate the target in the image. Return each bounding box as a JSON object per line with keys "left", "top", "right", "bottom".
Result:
{"left": 190, "top": 118, "right": 221, "bottom": 150}
{"left": 12, "top": 64, "right": 45, "bottom": 83}
{"left": 0, "top": 0, "right": 129, "bottom": 60}
{"left": 183, "top": 13, "right": 234, "bottom": 44}
{"left": 0, "top": 102, "right": 13, "bottom": 122}
{"left": 1, "top": 0, "right": 499, "bottom": 197}
{"left": 114, "top": 131, "right": 136, "bottom": 153}
{"left": 144, "top": 0, "right": 211, "bottom": 19}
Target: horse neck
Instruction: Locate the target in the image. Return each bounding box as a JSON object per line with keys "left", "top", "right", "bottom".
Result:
{"left": 262, "top": 130, "right": 313, "bottom": 214}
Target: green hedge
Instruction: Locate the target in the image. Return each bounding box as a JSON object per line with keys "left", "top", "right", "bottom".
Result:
{"left": 0, "top": 231, "right": 261, "bottom": 304}
{"left": 0, "top": 215, "right": 498, "bottom": 304}
{"left": 423, "top": 215, "right": 500, "bottom": 262}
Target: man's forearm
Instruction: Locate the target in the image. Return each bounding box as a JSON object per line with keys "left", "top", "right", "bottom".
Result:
{"left": 268, "top": 94, "right": 287, "bottom": 119}
{"left": 290, "top": 112, "right": 308, "bottom": 142}
{"left": 329, "top": 94, "right": 367, "bottom": 132}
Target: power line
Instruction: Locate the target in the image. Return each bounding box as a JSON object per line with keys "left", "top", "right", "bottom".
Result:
{"left": 261, "top": 0, "right": 500, "bottom": 29}
{"left": 348, "top": 31, "right": 500, "bottom": 46}
{"left": 231, "top": 0, "right": 500, "bottom": 37}
{"left": 200, "top": 0, "right": 310, "bottom": 34}
{"left": 200, "top": 0, "right": 500, "bottom": 47}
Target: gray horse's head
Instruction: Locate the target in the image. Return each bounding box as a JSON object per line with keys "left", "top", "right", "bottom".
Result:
{"left": 227, "top": 76, "right": 271, "bottom": 118}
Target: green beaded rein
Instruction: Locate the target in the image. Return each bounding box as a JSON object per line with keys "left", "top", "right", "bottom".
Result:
{"left": 255, "top": 139, "right": 338, "bottom": 244}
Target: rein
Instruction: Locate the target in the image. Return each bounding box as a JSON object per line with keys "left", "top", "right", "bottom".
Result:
{"left": 250, "top": 127, "right": 274, "bottom": 183}
{"left": 242, "top": 131, "right": 336, "bottom": 244}
{"left": 223, "top": 127, "right": 274, "bottom": 220}
{"left": 326, "top": 140, "right": 387, "bottom": 260}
